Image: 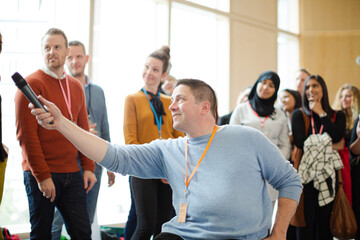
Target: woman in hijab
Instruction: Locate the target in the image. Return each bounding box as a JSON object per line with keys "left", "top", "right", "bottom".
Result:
{"left": 230, "top": 70, "right": 291, "bottom": 209}
{"left": 230, "top": 71, "right": 291, "bottom": 157}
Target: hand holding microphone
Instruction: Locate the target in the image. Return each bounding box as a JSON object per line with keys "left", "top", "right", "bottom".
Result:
{"left": 12, "top": 72, "right": 54, "bottom": 124}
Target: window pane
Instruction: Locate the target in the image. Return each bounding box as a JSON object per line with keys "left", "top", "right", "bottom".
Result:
{"left": 278, "top": 0, "right": 299, "bottom": 34}
{"left": 170, "top": 2, "right": 229, "bottom": 116}
{"left": 185, "top": 0, "right": 229, "bottom": 12}
{"left": 277, "top": 33, "right": 299, "bottom": 90}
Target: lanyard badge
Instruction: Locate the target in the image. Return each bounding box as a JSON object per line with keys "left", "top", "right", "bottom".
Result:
{"left": 178, "top": 125, "right": 218, "bottom": 223}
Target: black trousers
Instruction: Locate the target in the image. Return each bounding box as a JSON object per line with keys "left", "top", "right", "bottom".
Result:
{"left": 154, "top": 232, "right": 184, "bottom": 240}
{"left": 154, "top": 232, "right": 241, "bottom": 240}
{"left": 292, "top": 182, "right": 334, "bottom": 240}
{"left": 131, "top": 177, "right": 174, "bottom": 240}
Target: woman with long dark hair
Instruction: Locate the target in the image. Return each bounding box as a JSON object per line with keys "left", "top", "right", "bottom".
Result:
{"left": 291, "top": 75, "right": 346, "bottom": 240}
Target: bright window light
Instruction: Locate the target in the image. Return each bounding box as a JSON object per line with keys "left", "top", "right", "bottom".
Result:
{"left": 185, "top": 0, "right": 229, "bottom": 12}
{"left": 278, "top": 0, "right": 299, "bottom": 34}
{"left": 277, "top": 33, "right": 299, "bottom": 91}
{"left": 170, "top": 2, "right": 229, "bottom": 116}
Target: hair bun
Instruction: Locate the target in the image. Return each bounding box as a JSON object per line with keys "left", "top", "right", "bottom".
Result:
{"left": 149, "top": 46, "right": 171, "bottom": 73}
{"left": 160, "top": 45, "right": 170, "bottom": 58}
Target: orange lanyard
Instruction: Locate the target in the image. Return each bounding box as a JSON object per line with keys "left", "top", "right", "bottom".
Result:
{"left": 184, "top": 125, "right": 217, "bottom": 193}
{"left": 248, "top": 101, "right": 269, "bottom": 129}
{"left": 58, "top": 74, "right": 73, "bottom": 121}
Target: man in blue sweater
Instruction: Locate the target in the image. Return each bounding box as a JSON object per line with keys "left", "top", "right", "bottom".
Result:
{"left": 31, "top": 79, "right": 302, "bottom": 240}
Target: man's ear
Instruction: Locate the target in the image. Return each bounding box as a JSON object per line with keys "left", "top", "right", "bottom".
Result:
{"left": 200, "top": 101, "right": 211, "bottom": 115}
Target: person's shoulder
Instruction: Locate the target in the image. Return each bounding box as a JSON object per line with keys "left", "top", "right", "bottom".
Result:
{"left": 160, "top": 94, "right": 172, "bottom": 105}
{"left": 335, "top": 109, "right": 346, "bottom": 118}
{"left": 220, "top": 125, "right": 267, "bottom": 145}
{"left": 160, "top": 93, "right": 171, "bottom": 101}
{"left": 273, "top": 108, "right": 287, "bottom": 119}
{"left": 231, "top": 101, "right": 250, "bottom": 118}
{"left": 67, "top": 75, "right": 83, "bottom": 89}
{"left": 237, "top": 101, "right": 249, "bottom": 110}
{"left": 25, "top": 70, "right": 52, "bottom": 88}
{"left": 88, "top": 82, "right": 104, "bottom": 91}
{"left": 126, "top": 90, "right": 143, "bottom": 100}
{"left": 26, "top": 69, "right": 46, "bottom": 82}
{"left": 88, "top": 82, "right": 106, "bottom": 95}
{"left": 222, "top": 124, "right": 259, "bottom": 135}
{"left": 124, "top": 91, "right": 146, "bottom": 106}
{"left": 155, "top": 135, "right": 185, "bottom": 148}
{"left": 292, "top": 108, "right": 304, "bottom": 119}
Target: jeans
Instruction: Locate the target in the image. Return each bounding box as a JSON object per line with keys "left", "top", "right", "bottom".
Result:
{"left": 24, "top": 171, "right": 91, "bottom": 240}
{"left": 51, "top": 163, "right": 103, "bottom": 240}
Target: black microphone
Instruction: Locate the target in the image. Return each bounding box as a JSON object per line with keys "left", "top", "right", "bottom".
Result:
{"left": 12, "top": 72, "right": 47, "bottom": 110}
{"left": 12, "top": 72, "right": 53, "bottom": 124}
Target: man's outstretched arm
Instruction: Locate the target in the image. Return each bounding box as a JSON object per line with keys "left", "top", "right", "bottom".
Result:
{"left": 30, "top": 96, "right": 108, "bottom": 163}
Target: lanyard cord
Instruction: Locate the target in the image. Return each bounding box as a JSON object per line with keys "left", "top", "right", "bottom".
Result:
{"left": 311, "top": 111, "right": 324, "bottom": 135}
{"left": 247, "top": 101, "right": 269, "bottom": 129}
{"left": 184, "top": 125, "right": 218, "bottom": 193}
{"left": 142, "top": 88, "right": 162, "bottom": 138}
{"left": 58, "top": 74, "right": 73, "bottom": 121}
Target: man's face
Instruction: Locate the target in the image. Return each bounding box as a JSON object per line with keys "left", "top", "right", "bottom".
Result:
{"left": 66, "top": 45, "right": 88, "bottom": 77}
{"left": 295, "top": 71, "right": 310, "bottom": 95}
{"left": 41, "top": 34, "right": 68, "bottom": 72}
{"left": 169, "top": 85, "right": 202, "bottom": 132}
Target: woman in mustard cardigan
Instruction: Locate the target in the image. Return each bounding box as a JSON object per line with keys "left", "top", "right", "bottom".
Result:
{"left": 123, "top": 46, "right": 184, "bottom": 240}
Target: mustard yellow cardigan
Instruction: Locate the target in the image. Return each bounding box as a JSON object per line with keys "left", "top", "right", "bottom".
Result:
{"left": 123, "top": 90, "right": 184, "bottom": 144}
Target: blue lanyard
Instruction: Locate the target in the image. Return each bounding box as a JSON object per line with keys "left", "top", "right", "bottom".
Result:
{"left": 142, "top": 88, "right": 163, "bottom": 138}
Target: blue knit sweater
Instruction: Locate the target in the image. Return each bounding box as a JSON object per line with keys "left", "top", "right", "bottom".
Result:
{"left": 100, "top": 125, "right": 302, "bottom": 240}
